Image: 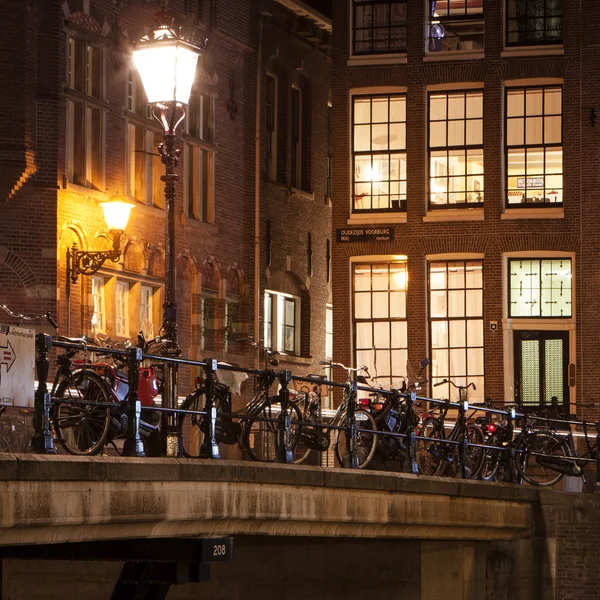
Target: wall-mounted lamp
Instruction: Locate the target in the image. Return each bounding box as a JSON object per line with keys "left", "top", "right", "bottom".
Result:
{"left": 67, "top": 197, "right": 135, "bottom": 284}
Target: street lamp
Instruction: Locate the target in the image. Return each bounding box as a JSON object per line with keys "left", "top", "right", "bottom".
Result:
{"left": 67, "top": 196, "right": 134, "bottom": 284}
{"left": 133, "top": 8, "right": 207, "bottom": 456}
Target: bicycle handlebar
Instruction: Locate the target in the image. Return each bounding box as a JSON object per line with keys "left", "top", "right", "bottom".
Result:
{"left": 319, "top": 360, "right": 369, "bottom": 375}
{"left": 434, "top": 378, "right": 476, "bottom": 391}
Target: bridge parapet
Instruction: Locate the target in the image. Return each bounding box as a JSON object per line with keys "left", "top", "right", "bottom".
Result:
{"left": 0, "top": 454, "right": 539, "bottom": 546}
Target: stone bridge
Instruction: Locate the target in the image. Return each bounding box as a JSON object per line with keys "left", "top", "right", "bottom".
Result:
{"left": 0, "top": 455, "right": 597, "bottom": 599}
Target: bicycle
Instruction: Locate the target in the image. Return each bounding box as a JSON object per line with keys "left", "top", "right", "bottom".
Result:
{"left": 415, "top": 379, "right": 485, "bottom": 478}
{"left": 178, "top": 337, "right": 303, "bottom": 463}
{"left": 293, "top": 360, "right": 377, "bottom": 469}
{"left": 512, "top": 403, "right": 596, "bottom": 487}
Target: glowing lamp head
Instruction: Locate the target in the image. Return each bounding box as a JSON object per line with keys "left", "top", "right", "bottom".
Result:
{"left": 133, "top": 12, "right": 201, "bottom": 105}
{"left": 100, "top": 197, "right": 135, "bottom": 232}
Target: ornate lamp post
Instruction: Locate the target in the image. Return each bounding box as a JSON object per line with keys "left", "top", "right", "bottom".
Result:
{"left": 133, "top": 9, "right": 206, "bottom": 456}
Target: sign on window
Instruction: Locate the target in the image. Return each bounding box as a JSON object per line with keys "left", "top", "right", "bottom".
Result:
{"left": 517, "top": 177, "right": 544, "bottom": 189}
{"left": 0, "top": 325, "right": 35, "bottom": 408}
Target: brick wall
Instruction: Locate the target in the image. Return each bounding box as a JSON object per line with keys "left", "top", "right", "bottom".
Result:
{"left": 330, "top": 0, "right": 597, "bottom": 417}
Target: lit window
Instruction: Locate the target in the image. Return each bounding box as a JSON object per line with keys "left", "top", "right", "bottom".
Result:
{"left": 353, "top": 261, "right": 408, "bottom": 390}
{"left": 509, "top": 258, "right": 572, "bottom": 318}
{"left": 127, "top": 124, "right": 163, "bottom": 207}
{"left": 506, "top": 0, "right": 563, "bottom": 47}
{"left": 139, "top": 285, "right": 155, "bottom": 338}
{"left": 266, "top": 74, "right": 278, "bottom": 181}
{"left": 353, "top": 1, "right": 407, "bottom": 55}
{"left": 429, "top": 90, "right": 484, "bottom": 208}
{"left": 116, "top": 281, "right": 129, "bottom": 337}
{"left": 427, "top": 0, "right": 484, "bottom": 53}
{"left": 184, "top": 89, "right": 214, "bottom": 222}
{"left": 91, "top": 276, "right": 105, "bottom": 333}
{"left": 429, "top": 260, "right": 484, "bottom": 402}
{"left": 353, "top": 94, "right": 407, "bottom": 213}
{"left": 66, "top": 37, "right": 104, "bottom": 189}
{"left": 264, "top": 290, "right": 300, "bottom": 355}
{"left": 506, "top": 86, "right": 563, "bottom": 206}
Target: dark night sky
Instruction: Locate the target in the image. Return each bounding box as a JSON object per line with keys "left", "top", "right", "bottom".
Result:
{"left": 303, "top": 0, "right": 332, "bottom": 19}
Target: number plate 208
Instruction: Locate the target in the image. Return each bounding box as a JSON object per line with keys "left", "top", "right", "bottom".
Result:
{"left": 201, "top": 537, "right": 233, "bottom": 562}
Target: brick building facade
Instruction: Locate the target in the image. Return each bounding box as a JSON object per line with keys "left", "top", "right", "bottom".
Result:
{"left": 331, "top": 0, "right": 599, "bottom": 419}
{"left": 0, "top": 0, "right": 332, "bottom": 392}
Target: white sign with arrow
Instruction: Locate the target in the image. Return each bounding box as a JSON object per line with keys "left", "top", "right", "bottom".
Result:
{"left": 0, "top": 325, "right": 35, "bottom": 407}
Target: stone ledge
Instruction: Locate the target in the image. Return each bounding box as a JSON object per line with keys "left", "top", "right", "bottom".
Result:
{"left": 0, "top": 454, "right": 540, "bottom": 503}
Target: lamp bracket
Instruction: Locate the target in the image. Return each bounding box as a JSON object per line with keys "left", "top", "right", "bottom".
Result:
{"left": 68, "top": 231, "right": 123, "bottom": 284}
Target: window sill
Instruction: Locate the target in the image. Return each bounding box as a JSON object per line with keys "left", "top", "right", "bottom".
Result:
{"left": 348, "top": 212, "right": 407, "bottom": 225}
{"left": 64, "top": 181, "right": 108, "bottom": 201}
{"left": 423, "top": 49, "right": 484, "bottom": 62}
{"left": 183, "top": 215, "right": 218, "bottom": 233}
{"left": 276, "top": 354, "right": 313, "bottom": 367}
{"left": 290, "top": 187, "right": 315, "bottom": 201}
{"left": 347, "top": 53, "right": 407, "bottom": 67}
{"left": 423, "top": 208, "right": 484, "bottom": 222}
{"left": 501, "top": 207, "right": 564, "bottom": 220}
{"left": 501, "top": 45, "right": 564, "bottom": 58}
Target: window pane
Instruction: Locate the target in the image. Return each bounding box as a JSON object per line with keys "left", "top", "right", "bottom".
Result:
{"left": 354, "top": 98, "right": 371, "bottom": 124}
{"left": 356, "top": 322, "right": 373, "bottom": 348}
{"left": 391, "top": 320, "right": 407, "bottom": 347}
{"left": 507, "top": 90, "right": 524, "bottom": 117}
{"left": 448, "top": 94, "right": 465, "bottom": 120}
{"left": 371, "top": 97, "right": 389, "bottom": 123}
{"left": 507, "top": 118, "right": 524, "bottom": 146}
{"left": 354, "top": 124, "right": 371, "bottom": 151}
{"left": 390, "top": 96, "right": 406, "bottom": 122}
{"left": 355, "top": 292, "right": 371, "bottom": 319}
{"left": 372, "top": 292, "right": 389, "bottom": 318}
{"left": 467, "top": 319, "right": 483, "bottom": 347}
{"left": 430, "top": 290, "right": 447, "bottom": 318}
{"left": 544, "top": 116, "right": 561, "bottom": 144}
{"left": 526, "top": 88, "right": 543, "bottom": 115}
{"left": 449, "top": 320, "right": 466, "bottom": 348}
{"left": 448, "top": 120, "right": 464, "bottom": 146}
{"left": 431, "top": 320, "right": 448, "bottom": 347}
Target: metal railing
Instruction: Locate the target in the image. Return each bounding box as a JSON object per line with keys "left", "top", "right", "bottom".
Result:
{"left": 27, "top": 333, "right": 600, "bottom": 491}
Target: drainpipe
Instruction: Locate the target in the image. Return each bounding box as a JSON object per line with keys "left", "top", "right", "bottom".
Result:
{"left": 254, "top": 13, "right": 264, "bottom": 346}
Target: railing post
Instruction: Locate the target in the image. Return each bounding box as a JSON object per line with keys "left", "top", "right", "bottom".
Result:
{"left": 404, "top": 390, "right": 419, "bottom": 474}
{"left": 276, "top": 370, "right": 293, "bottom": 464}
{"left": 457, "top": 399, "right": 468, "bottom": 478}
{"left": 123, "top": 347, "right": 145, "bottom": 457}
{"left": 200, "top": 358, "right": 220, "bottom": 460}
{"left": 504, "top": 408, "right": 516, "bottom": 483}
{"left": 32, "top": 333, "right": 56, "bottom": 454}
{"left": 595, "top": 421, "right": 600, "bottom": 493}
{"left": 344, "top": 381, "right": 359, "bottom": 469}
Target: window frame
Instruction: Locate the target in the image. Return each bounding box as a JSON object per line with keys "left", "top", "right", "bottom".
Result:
{"left": 505, "top": 0, "right": 564, "bottom": 48}
{"left": 115, "top": 280, "right": 130, "bottom": 338}
{"left": 266, "top": 73, "right": 278, "bottom": 181}
{"left": 504, "top": 84, "right": 563, "bottom": 208}
{"left": 428, "top": 89, "right": 484, "bottom": 210}
{"left": 351, "top": 259, "right": 409, "bottom": 391}
{"left": 65, "top": 34, "right": 106, "bottom": 190}
{"left": 91, "top": 275, "right": 106, "bottom": 334}
{"left": 352, "top": 92, "right": 408, "bottom": 214}
{"left": 291, "top": 85, "right": 303, "bottom": 190}
{"left": 428, "top": 258, "right": 485, "bottom": 402}
{"left": 508, "top": 257, "right": 572, "bottom": 319}
{"left": 351, "top": 0, "right": 408, "bottom": 57}
{"left": 426, "top": 0, "right": 484, "bottom": 54}
{"left": 264, "top": 290, "right": 301, "bottom": 355}
{"left": 139, "top": 284, "right": 156, "bottom": 338}
{"left": 183, "top": 89, "right": 216, "bottom": 222}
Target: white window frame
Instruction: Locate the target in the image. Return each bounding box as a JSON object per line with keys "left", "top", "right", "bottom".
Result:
{"left": 91, "top": 276, "right": 106, "bottom": 334}
{"left": 264, "top": 290, "right": 301, "bottom": 355}
{"left": 115, "top": 280, "right": 129, "bottom": 337}
{"left": 140, "top": 285, "right": 155, "bottom": 338}
{"left": 502, "top": 251, "right": 576, "bottom": 404}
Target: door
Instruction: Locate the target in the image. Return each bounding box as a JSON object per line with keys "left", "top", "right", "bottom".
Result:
{"left": 514, "top": 330, "right": 569, "bottom": 412}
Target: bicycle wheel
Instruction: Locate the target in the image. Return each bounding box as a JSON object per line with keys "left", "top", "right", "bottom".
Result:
{"left": 415, "top": 417, "right": 444, "bottom": 476}
{"left": 334, "top": 408, "right": 377, "bottom": 469}
{"left": 178, "top": 388, "right": 206, "bottom": 459}
{"left": 515, "top": 431, "right": 568, "bottom": 486}
{"left": 243, "top": 398, "right": 302, "bottom": 463}
{"left": 480, "top": 433, "right": 502, "bottom": 481}
{"left": 179, "top": 387, "right": 230, "bottom": 458}
{"left": 53, "top": 370, "right": 112, "bottom": 455}
{"left": 461, "top": 424, "right": 485, "bottom": 479}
